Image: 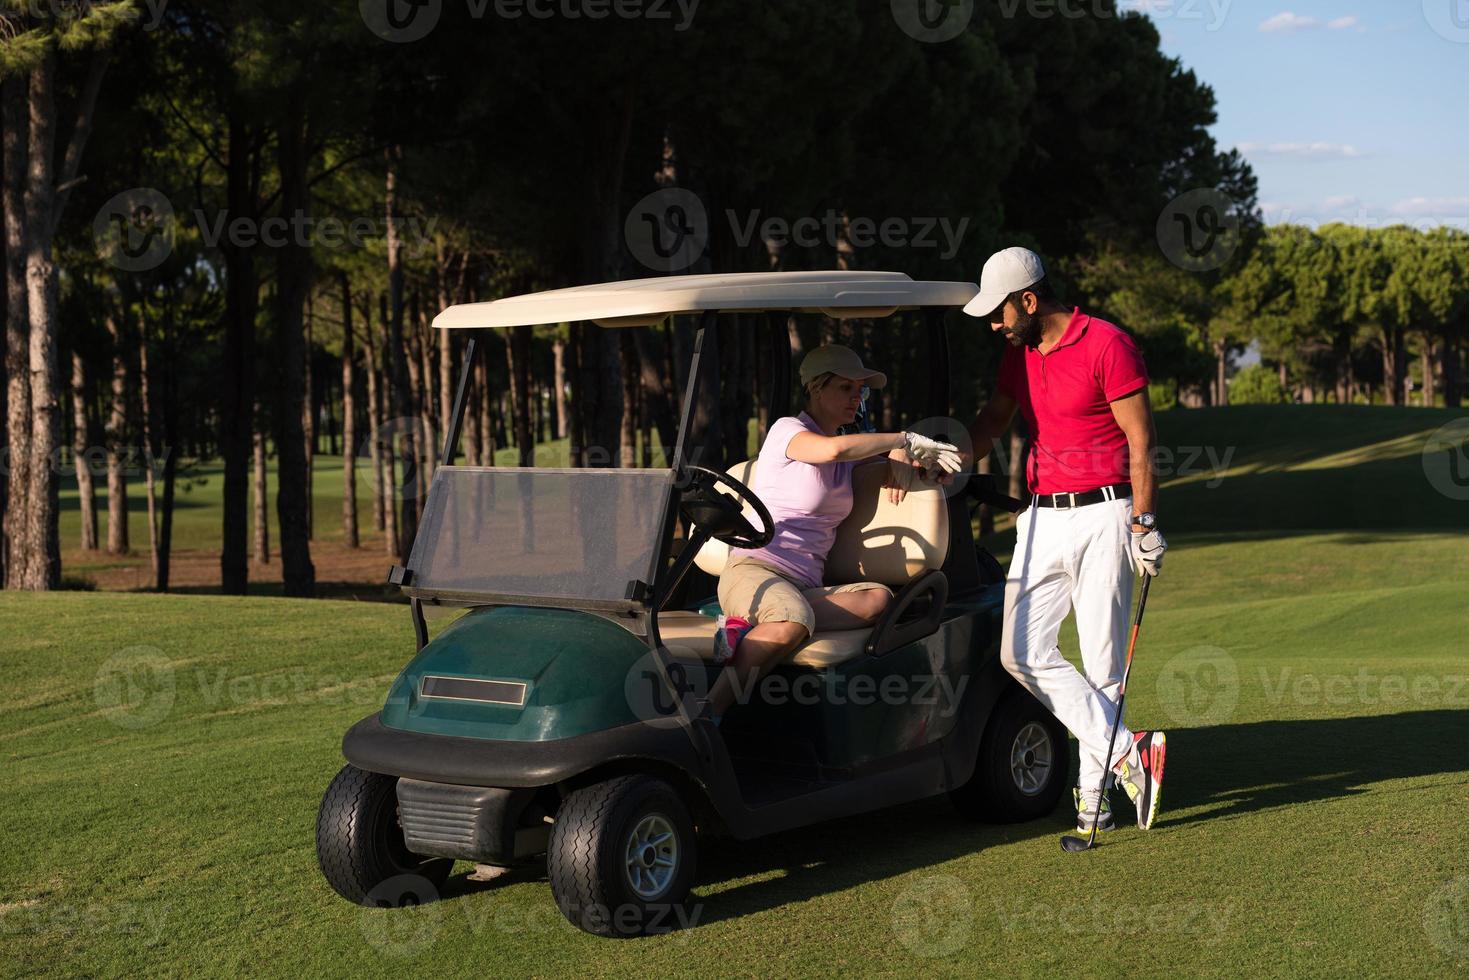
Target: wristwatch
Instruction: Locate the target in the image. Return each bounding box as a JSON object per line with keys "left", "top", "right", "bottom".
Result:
{"left": 1132, "top": 512, "right": 1157, "bottom": 531}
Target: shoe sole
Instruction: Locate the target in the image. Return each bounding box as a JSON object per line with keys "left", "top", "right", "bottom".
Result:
{"left": 1137, "top": 732, "right": 1167, "bottom": 830}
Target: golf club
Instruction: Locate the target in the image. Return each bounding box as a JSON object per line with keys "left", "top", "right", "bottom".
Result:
{"left": 1060, "top": 573, "right": 1153, "bottom": 853}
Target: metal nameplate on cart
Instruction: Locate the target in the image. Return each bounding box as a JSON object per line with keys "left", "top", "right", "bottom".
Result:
{"left": 419, "top": 675, "right": 528, "bottom": 707}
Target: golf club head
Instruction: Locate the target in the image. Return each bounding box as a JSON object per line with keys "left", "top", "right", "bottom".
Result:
{"left": 1059, "top": 834, "right": 1093, "bottom": 852}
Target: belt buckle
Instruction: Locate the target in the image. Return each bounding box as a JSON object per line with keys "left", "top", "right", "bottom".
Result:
{"left": 1051, "top": 492, "right": 1075, "bottom": 509}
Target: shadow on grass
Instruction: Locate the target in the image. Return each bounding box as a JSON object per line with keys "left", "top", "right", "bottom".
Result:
{"left": 1162, "top": 709, "right": 1469, "bottom": 828}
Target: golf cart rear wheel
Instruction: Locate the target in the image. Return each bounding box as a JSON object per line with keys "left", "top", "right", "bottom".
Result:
{"left": 949, "top": 689, "right": 1067, "bottom": 823}
{"left": 316, "top": 764, "right": 452, "bottom": 905}
{"left": 547, "top": 775, "right": 696, "bottom": 938}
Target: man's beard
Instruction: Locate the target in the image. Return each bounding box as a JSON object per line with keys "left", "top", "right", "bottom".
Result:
{"left": 1009, "top": 310, "right": 1043, "bottom": 348}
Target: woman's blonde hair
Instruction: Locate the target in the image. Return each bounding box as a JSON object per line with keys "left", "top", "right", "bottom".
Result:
{"left": 804, "top": 371, "right": 836, "bottom": 401}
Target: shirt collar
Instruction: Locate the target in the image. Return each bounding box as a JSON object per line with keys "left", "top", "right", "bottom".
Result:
{"left": 1045, "top": 308, "right": 1089, "bottom": 353}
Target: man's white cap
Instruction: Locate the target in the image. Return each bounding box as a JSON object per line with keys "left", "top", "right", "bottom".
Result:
{"left": 963, "top": 246, "right": 1046, "bottom": 318}
{"left": 799, "top": 344, "right": 888, "bottom": 389}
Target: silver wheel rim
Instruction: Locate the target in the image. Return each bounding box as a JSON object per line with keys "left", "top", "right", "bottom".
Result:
{"left": 1010, "top": 722, "right": 1054, "bottom": 797}
{"left": 623, "top": 813, "right": 679, "bottom": 900}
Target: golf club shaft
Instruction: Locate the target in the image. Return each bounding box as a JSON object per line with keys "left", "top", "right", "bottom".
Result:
{"left": 1084, "top": 574, "right": 1153, "bottom": 845}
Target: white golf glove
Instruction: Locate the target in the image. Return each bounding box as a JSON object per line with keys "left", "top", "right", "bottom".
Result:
{"left": 902, "top": 431, "right": 964, "bottom": 475}
{"left": 1130, "top": 528, "right": 1167, "bottom": 577}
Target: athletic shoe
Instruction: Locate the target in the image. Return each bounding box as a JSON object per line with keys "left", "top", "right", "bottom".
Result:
{"left": 712, "top": 615, "right": 751, "bottom": 665}
{"left": 1114, "top": 731, "right": 1167, "bottom": 830}
{"left": 1073, "top": 788, "right": 1115, "bottom": 834}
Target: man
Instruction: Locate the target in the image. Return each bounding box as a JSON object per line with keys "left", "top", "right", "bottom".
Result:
{"left": 963, "top": 246, "right": 1168, "bottom": 834}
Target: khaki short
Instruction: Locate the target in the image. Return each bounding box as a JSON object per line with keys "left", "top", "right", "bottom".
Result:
{"left": 717, "top": 557, "right": 892, "bottom": 637}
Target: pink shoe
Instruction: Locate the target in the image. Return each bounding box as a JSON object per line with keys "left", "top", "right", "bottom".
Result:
{"left": 713, "top": 615, "right": 751, "bottom": 664}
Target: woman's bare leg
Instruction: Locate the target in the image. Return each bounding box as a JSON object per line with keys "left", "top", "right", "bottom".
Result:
{"left": 706, "top": 621, "right": 807, "bottom": 716}
{"left": 806, "top": 588, "right": 892, "bottom": 630}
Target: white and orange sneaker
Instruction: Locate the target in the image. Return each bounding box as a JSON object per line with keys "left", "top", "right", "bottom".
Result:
{"left": 1114, "top": 731, "right": 1167, "bottom": 830}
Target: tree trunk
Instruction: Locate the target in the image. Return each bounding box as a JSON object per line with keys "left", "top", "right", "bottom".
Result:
{"left": 619, "top": 331, "right": 638, "bottom": 467}
{"left": 1382, "top": 325, "right": 1405, "bottom": 406}
{"left": 104, "top": 311, "right": 129, "bottom": 556}
{"left": 70, "top": 351, "right": 98, "bottom": 550}
{"left": 1421, "top": 334, "right": 1434, "bottom": 407}
{"left": 1213, "top": 339, "right": 1228, "bottom": 407}
{"left": 508, "top": 325, "right": 534, "bottom": 465}
{"left": 1442, "top": 330, "right": 1462, "bottom": 409}
{"left": 303, "top": 289, "right": 314, "bottom": 541}
{"left": 630, "top": 326, "right": 677, "bottom": 465}
{"left": 158, "top": 298, "right": 178, "bottom": 592}
{"left": 23, "top": 51, "right": 63, "bottom": 589}
{"left": 475, "top": 349, "right": 494, "bottom": 466}
{"left": 385, "top": 147, "right": 417, "bottom": 560}
{"left": 253, "top": 410, "right": 268, "bottom": 563}
{"left": 139, "top": 330, "right": 160, "bottom": 587}
{"left": 360, "top": 293, "right": 385, "bottom": 533}
{"left": 2, "top": 77, "right": 29, "bottom": 588}
{"left": 565, "top": 325, "right": 584, "bottom": 467}
{"left": 273, "top": 100, "right": 315, "bottom": 597}
{"left": 340, "top": 272, "right": 358, "bottom": 549}
{"left": 220, "top": 101, "right": 257, "bottom": 594}
{"left": 437, "top": 242, "right": 455, "bottom": 450}
{"left": 552, "top": 335, "right": 567, "bottom": 440}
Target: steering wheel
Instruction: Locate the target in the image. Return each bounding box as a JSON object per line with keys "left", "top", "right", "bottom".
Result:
{"left": 677, "top": 465, "right": 775, "bottom": 550}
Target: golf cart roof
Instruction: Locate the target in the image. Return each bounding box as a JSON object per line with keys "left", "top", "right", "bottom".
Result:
{"left": 433, "top": 271, "right": 979, "bottom": 330}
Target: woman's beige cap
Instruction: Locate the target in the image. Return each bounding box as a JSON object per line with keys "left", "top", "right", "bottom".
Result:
{"left": 799, "top": 345, "right": 888, "bottom": 389}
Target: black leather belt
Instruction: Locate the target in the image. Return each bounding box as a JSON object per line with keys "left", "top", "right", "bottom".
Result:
{"left": 1031, "top": 483, "right": 1132, "bottom": 509}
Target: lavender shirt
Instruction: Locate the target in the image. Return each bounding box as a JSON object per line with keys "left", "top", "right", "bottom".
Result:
{"left": 729, "top": 413, "right": 855, "bottom": 589}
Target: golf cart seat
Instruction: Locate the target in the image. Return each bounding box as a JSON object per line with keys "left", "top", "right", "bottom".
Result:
{"left": 659, "top": 458, "right": 949, "bottom": 668}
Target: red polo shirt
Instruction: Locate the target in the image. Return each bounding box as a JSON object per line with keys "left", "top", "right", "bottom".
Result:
{"left": 997, "top": 309, "right": 1148, "bottom": 495}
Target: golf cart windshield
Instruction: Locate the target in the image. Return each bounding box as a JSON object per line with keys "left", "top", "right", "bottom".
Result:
{"left": 403, "top": 466, "right": 673, "bottom": 613}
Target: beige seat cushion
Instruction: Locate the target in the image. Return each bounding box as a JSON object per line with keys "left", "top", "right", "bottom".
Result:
{"left": 675, "top": 455, "right": 950, "bottom": 668}
{"left": 658, "top": 610, "right": 872, "bottom": 670}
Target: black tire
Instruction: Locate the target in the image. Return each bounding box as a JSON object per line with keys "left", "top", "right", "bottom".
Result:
{"left": 547, "top": 775, "right": 697, "bottom": 938}
{"left": 316, "top": 764, "right": 452, "bottom": 905}
{"left": 949, "top": 689, "right": 1068, "bottom": 823}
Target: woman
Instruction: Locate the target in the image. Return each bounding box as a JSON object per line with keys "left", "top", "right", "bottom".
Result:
{"left": 703, "top": 344, "right": 961, "bottom": 723}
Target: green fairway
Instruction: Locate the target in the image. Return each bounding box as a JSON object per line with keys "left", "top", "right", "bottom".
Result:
{"left": 10, "top": 405, "right": 1469, "bottom": 976}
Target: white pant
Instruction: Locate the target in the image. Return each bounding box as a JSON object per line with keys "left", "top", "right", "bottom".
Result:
{"left": 1001, "top": 496, "right": 1137, "bottom": 797}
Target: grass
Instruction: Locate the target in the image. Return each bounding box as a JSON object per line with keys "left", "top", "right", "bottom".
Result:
{"left": 10, "top": 404, "right": 1469, "bottom": 976}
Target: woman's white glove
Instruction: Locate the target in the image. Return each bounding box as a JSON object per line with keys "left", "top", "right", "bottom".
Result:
{"left": 1130, "top": 528, "right": 1167, "bottom": 577}
{"left": 901, "top": 431, "right": 964, "bottom": 474}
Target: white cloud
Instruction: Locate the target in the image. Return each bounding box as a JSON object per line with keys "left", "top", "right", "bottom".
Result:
{"left": 1259, "top": 12, "right": 1319, "bottom": 32}
{"left": 1237, "top": 141, "right": 1365, "bottom": 160}
{"left": 1391, "top": 197, "right": 1469, "bottom": 216}
{"left": 1327, "top": 15, "right": 1358, "bottom": 30}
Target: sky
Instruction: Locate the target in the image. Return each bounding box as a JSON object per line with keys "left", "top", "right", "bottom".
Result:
{"left": 1134, "top": 0, "right": 1469, "bottom": 228}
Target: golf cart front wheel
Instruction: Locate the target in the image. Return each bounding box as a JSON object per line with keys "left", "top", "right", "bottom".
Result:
{"left": 950, "top": 689, "right": 1068, "bottom": 823}
{"left": 316, "top": 764, "right": 452, "bottom": 905}
{"left": 547, "top": 775, "right": 697, "bottom": 938}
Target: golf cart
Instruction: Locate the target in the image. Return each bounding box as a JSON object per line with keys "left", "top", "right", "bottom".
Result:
{"left": 315, "top": 271, "right": 1067, "bottom": 937}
